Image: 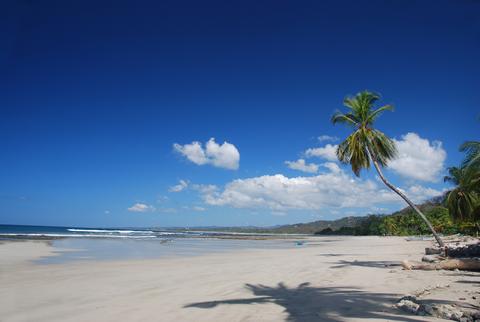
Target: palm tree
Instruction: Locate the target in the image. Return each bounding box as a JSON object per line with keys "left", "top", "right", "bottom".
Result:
{"left": 332, "top": 91, "right": 445, "bottom": 248}
{"left": 444, "top": 166, "right": 480, "bottom": 222}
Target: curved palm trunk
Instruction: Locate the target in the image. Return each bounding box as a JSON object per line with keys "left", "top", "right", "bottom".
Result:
{"left": 367, "top": 147, "right": 445, "bottom": 248}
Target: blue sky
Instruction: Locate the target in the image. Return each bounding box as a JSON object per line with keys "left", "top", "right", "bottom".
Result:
{"left": 0, "top": 0, "right": 478, "bottom": 228}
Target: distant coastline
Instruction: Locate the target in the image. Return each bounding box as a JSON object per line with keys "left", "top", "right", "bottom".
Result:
{"left": 1, "top": 197, "right": 475, "bottom": 242}
{"left": 0, "top": 224, "right": 307, "bottom": 241}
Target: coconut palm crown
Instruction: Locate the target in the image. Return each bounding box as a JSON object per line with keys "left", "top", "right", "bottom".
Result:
{"left": 444, "top": 166, "right": 480, "bottom": 222}
{"left": 332, "top": 90, "right": 445, "bottom": 248}
{"left": 331, "top": 91, "right": 397, "bottom": 175}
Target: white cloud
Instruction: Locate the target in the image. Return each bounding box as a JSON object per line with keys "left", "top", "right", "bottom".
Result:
{"left": 174, "top": 141, "right": 206, "bottom": 164}
{"left": 388, "top": 133, "right": 446, "bottom": 182}
{"left": 285, "top": 159, "right": 319, "bottom": 173}
{"left": 322, "top": 162, "right": 341, "bottom": 173}
{"left": 400, "top": 185, "right": 445, "bottom": 203}
{"left": 173, "top": 138, "right": 240, "bottom": 170}
{"left": 169, "top": 180, "right": 189, "bottom": 192}
{"left": 196, "top": 166, "right": 443, "bottom": 212}
{"left": 127, "top": 203, "right": 155, "bottom": 213}
{"left": 192, "top": 183, "right": 219, "bottom": 194}
{"left": 305, "top": 144, "right": 338, "bottom": 161}
{"left": 318, "top": 135, "right": 339, "bottom": 142}
{"left": 200, "top": 171, "right": 392, "bottom": 211}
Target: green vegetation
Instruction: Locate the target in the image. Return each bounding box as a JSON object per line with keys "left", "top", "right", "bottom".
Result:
{"left": 332, "top": 91, "right": 444, "bottom": 247}
{"left": 444, "top": 166, "right": 479, "bottom": 222}
{"left": 316, "top": 202, "right": 477, "bottom": 236}
{"left": 444, "top": 137, "right": 480, "bottom": 231}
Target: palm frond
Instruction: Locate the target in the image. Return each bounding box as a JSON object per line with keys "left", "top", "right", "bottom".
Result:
{"left": 366, "top": 104, "right": 394, "bottom": 125}
{"left": 460, "top": 140, "right": 480, "bottom": 168}
{"left": 367, "top": 129, "right": 397, "bottom": 167}
{"left": 331, "top": 111, "right": 359, "bottom": 126}
{"left": 444, "top": 167, "right": 461, "bottom": 185}
{"left": 445, "top": 165, "right": 480, "bottom": 222}
{"left": 336, "top": 130, "right": 370, "bottom": 176}
{"left": 343, "top": 97, "right": 359, "bottom": 111}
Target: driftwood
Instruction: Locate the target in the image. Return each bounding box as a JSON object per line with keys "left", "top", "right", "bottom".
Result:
{"left": 402, "top": 258, "right": 480, "bottom": 271}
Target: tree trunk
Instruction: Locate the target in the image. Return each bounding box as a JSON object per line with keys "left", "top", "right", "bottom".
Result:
{"left": 366, "top": 147, "right": 445, "bottom": 248}
{"left": 402, "top": 258, "right": 480, "bottom": 271}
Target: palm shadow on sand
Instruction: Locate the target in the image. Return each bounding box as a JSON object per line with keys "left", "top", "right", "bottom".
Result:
{"left": 184, "top": 282, "right": 432, "bottom": 322}
{"left": 331, "top": 260, "right": 402, "bottom": 269}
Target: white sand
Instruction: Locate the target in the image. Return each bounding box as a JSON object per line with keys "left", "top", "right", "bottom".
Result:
{"left": 0, "top": 237, "right": 479, "bottom": 322}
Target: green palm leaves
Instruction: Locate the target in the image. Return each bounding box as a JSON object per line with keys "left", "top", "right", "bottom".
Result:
{"left": 445, "top": 143, "right": 480, "bottom": 224}
{"left": 460, "top": 141, "right": 480, "bottom": 169}
{"left": 332, "top": 91, "right": 397, "bottom": 176}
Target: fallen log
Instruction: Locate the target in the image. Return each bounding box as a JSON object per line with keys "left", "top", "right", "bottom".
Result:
{"left": 402, "top": 258, "right": 480, "bottom": 271}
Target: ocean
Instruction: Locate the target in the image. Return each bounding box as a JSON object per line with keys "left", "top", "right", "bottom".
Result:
{"left": 0, "top": 224, "right": 299, "bottom": 264}
{"left": 0, "top": 224, "right": 196, "bottom": 240}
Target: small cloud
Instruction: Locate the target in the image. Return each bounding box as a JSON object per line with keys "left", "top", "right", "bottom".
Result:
{"left": 104, "top": 210, "right": 110, "bottom": 214}
{"left": 285, "top": 159, "right": 319, "bottom": 173}
{"left": 305, "top": 144, "right": 338, "bottom": 161}
{"left": 318, "top": 135, "right": 339, "bottom": 142}
{"left": 403, "top": 185, "right": 445, "bottom": 203}
{"left": 169, "top": 180, "right": 189, "bottom": 192}
{"left": 127, "top": 203, "right": 155, "bottom": 213}
{"left": 173, "top": 138, "right": 240, "bottom": 170}
{"left": 322, "top": 162, "right": 341, "bottom": 173}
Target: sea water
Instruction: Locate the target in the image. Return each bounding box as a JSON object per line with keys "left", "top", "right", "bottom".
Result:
{"left": 0, "top": 224, "right": 298, "bottom": 264}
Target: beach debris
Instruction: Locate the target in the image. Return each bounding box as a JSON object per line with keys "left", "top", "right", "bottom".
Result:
{"left": 422, "top": 255, "right": 442, "bottom": 263}
{"left": 413, "top": 284, "right": 450, "bottom": 297}
{"left": 446, "top": 242, "right": 480, "bottom": 258}
{"left": 405, "top": 236, "right": 434, "bottom": 241}
{"left": 423, "top": 237, "right": 480, "bottom": 258}
{"left": 395, "top": 296, "right": 480, "bottom": 321}
{"left": 425, "top": 247, "right": 443, "bottom": 255}
{"left": 402, "top": 258, "right": 480, "bottom": 271}
{"left": 396, "top": 296, "right": 420, "bottom": 314}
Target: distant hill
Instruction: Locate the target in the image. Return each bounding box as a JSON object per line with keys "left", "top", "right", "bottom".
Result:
{"left": 175, "top": 216, "right": 367, "bottom": 235}
{"left": 192, "top": 196, "right": 478, "bottom": 236}
{"left": 264, "top": 216, "right": 369, "bottom": 234}
{"left": 185, "top": 214, "right": 371, "bottom": 235}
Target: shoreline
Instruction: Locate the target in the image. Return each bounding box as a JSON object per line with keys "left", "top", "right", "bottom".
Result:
{"left": 1, "top": 236, "right": 479, "bottom": 321}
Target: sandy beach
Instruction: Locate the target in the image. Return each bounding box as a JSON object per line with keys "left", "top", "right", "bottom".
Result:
{"left": 1, "top": 236, "right": 479, "bottom": 322}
